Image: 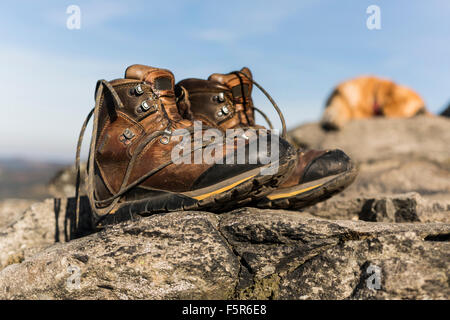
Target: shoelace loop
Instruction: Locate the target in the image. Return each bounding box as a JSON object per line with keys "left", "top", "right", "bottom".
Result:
{"left": 231, "top": 71, "right": 287, "bottom": 139}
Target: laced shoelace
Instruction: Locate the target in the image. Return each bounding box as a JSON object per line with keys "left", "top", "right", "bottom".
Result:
{"left": 231, "top": 71, "right": 287, "bottom": 139}
{"left": 232, "top": 72, "right": 252, "bottom": 126}
{"left": 74, "top": 80, "right": 215, "bottom": 229}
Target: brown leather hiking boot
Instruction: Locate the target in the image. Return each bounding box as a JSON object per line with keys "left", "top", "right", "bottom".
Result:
{"left": 177, "top": 67, "right": 358, "bottom": 209}
{"left": 75, "top": 65, "right": 297, "bottom": 227}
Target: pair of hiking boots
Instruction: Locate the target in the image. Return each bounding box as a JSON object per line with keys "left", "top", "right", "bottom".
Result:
{"left": 75, "top": 65, "right": 358, "bottom": 227}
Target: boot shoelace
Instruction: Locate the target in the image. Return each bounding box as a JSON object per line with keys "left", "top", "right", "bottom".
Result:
{"left": 231, "top": 71, "right": 287, "bottom": 139}
{"left": 232, "top": 71, "right": 252, "bottom": 126}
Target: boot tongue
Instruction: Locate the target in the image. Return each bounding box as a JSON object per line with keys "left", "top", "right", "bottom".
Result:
{"left": 208, "top": 67, "right": 254, "bottom": 126}
{"left": 125, "top": 64, "right": 182, "bottom": 121}
{"left": 208, "top": 67, "right": 253, "bottom": 98}
{"left": 125, "top": 64, "right": 175, "bottom": 95}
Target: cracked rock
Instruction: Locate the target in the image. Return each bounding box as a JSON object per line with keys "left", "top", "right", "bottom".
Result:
{"left": 1, "top": 207, "right": 447, "bottom": 300}
{"left": 278, "top": 232, "right": 449, "bottom": 300}
{"left": 307, "top": 192, "right": 450, "bottom": 223}
{"left": 0, "top": 197, "right": 93, "bottom": 270}
{"left": 0, "top": 199, "right": 35, "bottom": 229}
{"left": 0, "top": 211, "right": 239, "bottom": 299}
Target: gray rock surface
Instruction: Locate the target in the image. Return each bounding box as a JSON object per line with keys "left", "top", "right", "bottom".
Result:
{"left": 48, "top": 163, "right": 86, "bottom": 198}
{"left": 0, "top": 197, "right": 90, "bottom": 270}
{"left": 0, "top": 117, "right": 448, "bottom": 299}
{"left": 0, "top": 207, "right": 448, "bottom": 299}
{"left": 288, "top": 116, "right": 450, "bottom": 200}
{"left": 0, "top": 199, "right": 65, "bottom": 269}
{"left": 307, "top": 192, "right": 450, "bottom": 223}
{"left": 0, "top": 211, "right": 239, "bottom": 299}
{"left": 0, "top": 199, "right": 35, "bottom": 229}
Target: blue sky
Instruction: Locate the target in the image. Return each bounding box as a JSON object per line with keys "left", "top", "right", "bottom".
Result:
{"left": 0, "top": 0, "right": 449, "bottom": 162}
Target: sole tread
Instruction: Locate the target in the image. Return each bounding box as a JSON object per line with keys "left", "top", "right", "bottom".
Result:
{"left": 256, "top": 166, "right": 358, "bottom": 210}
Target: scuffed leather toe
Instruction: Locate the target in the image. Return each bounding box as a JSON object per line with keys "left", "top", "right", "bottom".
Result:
{"left": 301, "top": 149, "right": 353, "bottom": 183}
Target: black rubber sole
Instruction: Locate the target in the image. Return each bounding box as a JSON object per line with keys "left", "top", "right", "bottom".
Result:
{"left": 94, "top": 154, "right": 297, "bottom": 227}
{"left": 255, "top": 164, "right": 358, "bottom": 210}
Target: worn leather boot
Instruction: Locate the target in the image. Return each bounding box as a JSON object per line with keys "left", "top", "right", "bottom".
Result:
{"left": 75, "top": 65, "right": 297, "bottom": 227}
{"left": 177, "top": 67, "right": 358, "bottom": 209}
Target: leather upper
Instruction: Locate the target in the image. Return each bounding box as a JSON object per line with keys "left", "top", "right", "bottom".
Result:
{"left": 94, "top": 77, "right": 211, "bottom": 200}
{"left": 177, "top": 78, "right": 237, "bottom": 129}
{"left": 177, "top": 67, "right": 353, "bottom": 190}
{"left": 178, "top": 67, "right": 256, "bottom": 131}
{"left": 209, "top": 67, "right": 256, "bottom": 127}
{"left": 93, "top": 64, "right": 280, "bottom": 205}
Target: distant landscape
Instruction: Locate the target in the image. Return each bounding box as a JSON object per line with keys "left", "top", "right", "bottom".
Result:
{"left": 0, "top": 158, "right": 67, "bottom": 200}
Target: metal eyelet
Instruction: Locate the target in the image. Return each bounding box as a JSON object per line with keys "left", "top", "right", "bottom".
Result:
{"left": 222, "top": 105, "right": 230, "bottom": 115}
{"left": 217, "top": 105, "right": 230, "bottom": 118}
{"left": 160, "top": 136, "right": 170, "bottom": 144}
{"left": 120, "top": 128, "right": 135, "bottom": 145}
{"left": 139, "top": 100, "right": 159, "bottom": 113}
{"left": 123, "top": 128, "right": 135, "bottom": 140}
{"left": 160, "top": 129, "right": 172, "bottom": 144}
{"left": 134, "top": 84, "right": 144, "bottom": 95}
{"left": 141, "top": 100, "right": 150, "bottom": 111}
{"left": 213, "top": 92, "right": 226, "bottom": 103}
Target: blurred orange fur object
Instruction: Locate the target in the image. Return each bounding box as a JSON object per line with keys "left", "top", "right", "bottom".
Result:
{"left": 321, "top": 76, "right": 430, "bottom": 129}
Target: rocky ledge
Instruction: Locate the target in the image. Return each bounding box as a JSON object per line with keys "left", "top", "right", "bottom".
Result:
{"left": 289, "top": 116, "right": 450, "bottom": 199}
{"left": 0, "top": 117, "right": 448, "bottom": 299}
{"left": 0, "top": 207, "right": 448, "bottom": 300}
